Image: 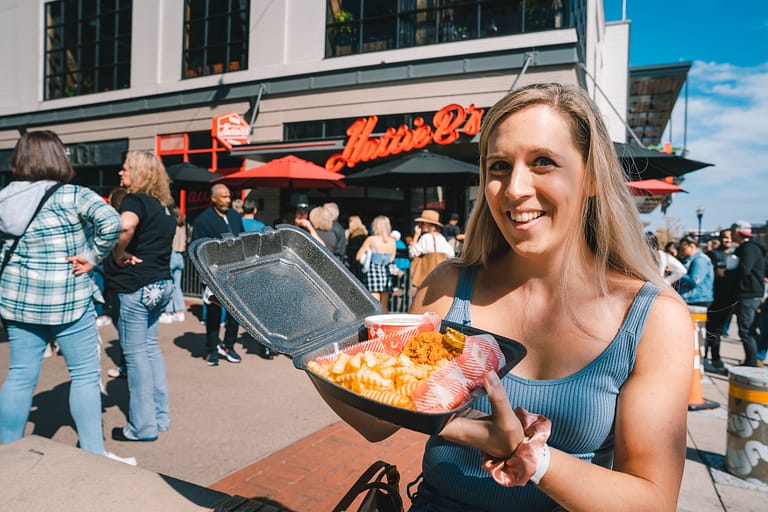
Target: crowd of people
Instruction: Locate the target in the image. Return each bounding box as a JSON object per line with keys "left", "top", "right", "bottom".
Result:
{"left": 649, "top": 224, "right": 768, "bottom": 370}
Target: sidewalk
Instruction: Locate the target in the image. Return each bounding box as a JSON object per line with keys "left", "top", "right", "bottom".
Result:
{"left": 0, "top": 307, "right": 766, "bottom": 511}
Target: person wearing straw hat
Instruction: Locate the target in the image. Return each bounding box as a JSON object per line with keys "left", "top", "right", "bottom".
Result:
{"left": 408, "top": 210, "right": 454, "bottom": 289}
{"left": 409, "top": 210, "right": 455, "bottom": 260}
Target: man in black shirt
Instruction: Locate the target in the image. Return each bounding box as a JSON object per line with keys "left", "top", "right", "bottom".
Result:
{"left": 323, "top": 202, "right": 347, "bottom": 262}
{"left": 192, "top": 184, "right": 247, "bottom": 365}
{"left": 730, "top": 221, "right": 765, "bottom": 367}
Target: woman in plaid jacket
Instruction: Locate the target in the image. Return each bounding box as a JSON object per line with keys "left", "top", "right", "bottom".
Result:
{"left": 0, "top": 131, "right": 127, "bottom": 462}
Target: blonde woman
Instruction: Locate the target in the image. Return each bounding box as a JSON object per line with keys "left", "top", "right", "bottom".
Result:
{"left": 409, "top": 83, "right": 691, "bottom": 511}
{"left": 356, "top": 216, "right": 397, "bottom": 313}
{"left": 106, "top": 150, "right": 175, "bottom": 442}
{"left": 345, "top": 215, "right": 368, "bottom": 280}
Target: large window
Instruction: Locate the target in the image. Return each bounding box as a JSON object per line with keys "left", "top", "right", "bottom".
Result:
{"left": 326, "top": 0, "right": 571, "bottom": 57}
{"left": 183, "top": 0, "right": 249, "bottom": 79}
{"left": 45, "top": 0, "right": 132, "bottom": 99}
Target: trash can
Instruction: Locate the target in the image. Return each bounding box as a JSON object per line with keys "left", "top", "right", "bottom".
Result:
{"left": 725, "top": 366, "right": 768, "bottom": 485}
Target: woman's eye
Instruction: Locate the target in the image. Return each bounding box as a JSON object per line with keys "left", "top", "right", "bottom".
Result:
{"left": 487, "top": 160, "right": 511, "bottom": 175}
{"left": 532, "top": 156, "right": 556, "bottom": 168}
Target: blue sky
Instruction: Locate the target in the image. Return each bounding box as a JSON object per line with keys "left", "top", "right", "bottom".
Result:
{"left": 604, "top": 1, "right": 768, "bottom": 235}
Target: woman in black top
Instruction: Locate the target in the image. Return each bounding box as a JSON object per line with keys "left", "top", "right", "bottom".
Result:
{"left": 107, "top": 151, "right": 175, "bottom": 441}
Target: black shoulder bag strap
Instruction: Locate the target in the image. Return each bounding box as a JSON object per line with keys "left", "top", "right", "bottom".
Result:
{"left": 0, "top": 183, "right": 64, "bottom": 276}
{"left": 332, "top": 460, "right": 404, "bottom": 512}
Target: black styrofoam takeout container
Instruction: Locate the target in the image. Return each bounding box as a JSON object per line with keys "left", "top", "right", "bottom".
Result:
{"left": 189, "top": 225, "right": 527, "bottom": 441}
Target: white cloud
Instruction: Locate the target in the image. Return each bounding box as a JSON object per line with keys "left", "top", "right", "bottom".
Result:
{"left": 643, "top": 61, "right": 768, "bottom": 233}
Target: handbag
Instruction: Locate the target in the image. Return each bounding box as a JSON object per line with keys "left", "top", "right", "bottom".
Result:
{"left": 409, "top": 234, "right": 447, "bottom": 287}
{"left": 360, "top": 247, "right": 372, "bottom": 274}
{"left": 332, "top": 460, "right": 404, "bottom": 512}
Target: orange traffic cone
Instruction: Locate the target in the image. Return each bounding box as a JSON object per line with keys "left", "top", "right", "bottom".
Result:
{"left": 688, "top": 314, "right": 719, "bottom": 411}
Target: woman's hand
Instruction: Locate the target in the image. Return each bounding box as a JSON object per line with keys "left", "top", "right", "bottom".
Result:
{"left": 113, "top": 251, "right": 143, "bottom": 267}
{"left": 439, "top": 371, "right": 524, "bottom": 459}
{"left": 65, "top": 255, "right": 94, "bottom": 275}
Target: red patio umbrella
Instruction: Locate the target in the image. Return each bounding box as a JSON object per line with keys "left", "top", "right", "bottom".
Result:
{"left": 214, "top": 155, "right": 345, "bottom": 189}
{"left": 625, "top": 179, "right": 686, "bottom": 196}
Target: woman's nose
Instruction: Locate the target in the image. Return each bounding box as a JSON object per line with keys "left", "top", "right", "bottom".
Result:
{"left": 505, "top": 164, "right": 534, "bottom": 199}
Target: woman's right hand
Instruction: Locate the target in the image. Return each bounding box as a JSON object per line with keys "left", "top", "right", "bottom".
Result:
{"left": 438, "top": 371, "right": 524, "bottom": 459}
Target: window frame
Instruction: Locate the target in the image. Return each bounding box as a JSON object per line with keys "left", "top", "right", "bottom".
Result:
{"left": 44, "top": 0, "right": 133, "bottom": 100}
{"left": 182, "top": 0, "right": 250, "bottom": 80}
{"left": 325, "top": 0, "right": 573, "bottom": 58}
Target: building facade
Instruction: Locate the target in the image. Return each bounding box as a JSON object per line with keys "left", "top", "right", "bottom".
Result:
{"left": 0, "top": 0, "right": 630, "bottom": 226}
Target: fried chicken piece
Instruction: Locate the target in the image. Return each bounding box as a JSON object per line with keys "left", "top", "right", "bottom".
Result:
{"left": 403, "top": 331, "right": 462, "bottom": 365}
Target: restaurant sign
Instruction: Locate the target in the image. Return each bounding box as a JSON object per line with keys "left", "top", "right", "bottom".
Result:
{"left": 212, "top": 112, "right": 250, "bottom": 148}
{"left": 325, "top": 103, "right": 484, "bottom": 172}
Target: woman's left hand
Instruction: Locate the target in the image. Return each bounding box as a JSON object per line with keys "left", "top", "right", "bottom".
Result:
{"left": 114, "top": 251, "right": 143, "bottom": 267}
{"left": 438, "top": 371, "right": 525, "bottom": 459}
{"left": 65, "top": 255, "right": 94, "bottom": 275}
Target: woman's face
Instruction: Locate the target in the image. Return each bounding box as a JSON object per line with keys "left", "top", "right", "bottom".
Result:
{"left": 119, "top": 161, "right": 132, "bottom": 188}
{"left": 484, "top": 104, "right": 588, "bottom": 260}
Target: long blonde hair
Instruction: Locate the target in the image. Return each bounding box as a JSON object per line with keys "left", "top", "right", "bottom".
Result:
{"left": 371, "top": 216, "right": 392, "bottom": 241}
{"left": 461, "top": 83, "right": 663, "bottom": 295}
{"left": 123, "top": 151, "right": 174, "bottom": 207}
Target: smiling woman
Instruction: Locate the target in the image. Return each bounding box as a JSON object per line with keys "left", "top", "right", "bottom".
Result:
{"left": 407, "top": 83, "right": 693, "bottom": 512}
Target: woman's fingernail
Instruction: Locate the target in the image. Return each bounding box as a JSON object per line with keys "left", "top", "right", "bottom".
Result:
{"left": 486, "top": 371, "right": 500, "bottom": 386}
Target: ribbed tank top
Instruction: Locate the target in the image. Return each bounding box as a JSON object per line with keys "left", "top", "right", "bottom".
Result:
{"left": 412, "top": 266, "right": 661, "bottom": 512}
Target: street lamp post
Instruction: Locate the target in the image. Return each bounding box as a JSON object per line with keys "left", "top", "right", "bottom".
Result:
{"left": 696, "top": 208, "right": 704, "bottom": 244}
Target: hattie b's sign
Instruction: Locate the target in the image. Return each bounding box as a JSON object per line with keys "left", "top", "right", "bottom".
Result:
{"left": 212, "top": 112, "right": 250, "bottom": 148}
{"left": 325, "top": 103, "right": 484, "bottom": 172}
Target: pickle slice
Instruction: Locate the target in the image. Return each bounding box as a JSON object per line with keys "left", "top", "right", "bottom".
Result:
{"left": 443, "top": 327, "right": 466, "bottom": 351}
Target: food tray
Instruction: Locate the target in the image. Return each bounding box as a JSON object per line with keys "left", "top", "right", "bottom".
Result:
{"left": 189, "top": 225, "right": 526, "bottom": 440}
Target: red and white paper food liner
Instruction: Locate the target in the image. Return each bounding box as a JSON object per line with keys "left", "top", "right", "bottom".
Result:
{"left": 412, "top": 334, "right": 505, "bottom": 413}
{"left": 317, "top": 313, "right": 505, "bottom": 413}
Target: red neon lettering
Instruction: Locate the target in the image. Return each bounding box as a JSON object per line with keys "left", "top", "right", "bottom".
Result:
{"left": 432, "top": 104, "right": 466, "bottom": 145}
{"left": 411, "top": 117, "right": 432, "bottom": 148}
{"left": 461, "top": 104, "right": 484, "bottom": 135}
{"left": 325, "top": 104, "right": 483, "bottom": 171}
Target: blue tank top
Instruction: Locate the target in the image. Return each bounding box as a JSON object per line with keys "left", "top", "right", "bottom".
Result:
{"left": 370, "top": 252, "right": 391, "bottom": 266}
{"left": 413, "top": 266, "right": 661, "bottom": 512}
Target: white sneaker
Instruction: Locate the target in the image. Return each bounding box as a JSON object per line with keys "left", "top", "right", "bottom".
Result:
{"left": 172, "top": 312, "right": 185, "bottom": 322}
{"left": 158, "top": 313, "right": 173, "bottom": 324}
{"left": 105, "top": 451, "right": 137, "bottom": 466}
{"left": 43, "top": 343, "right": 53, "bottom": 358}
{"left": 96, "top": 315, "right": 112, "bottom": 327}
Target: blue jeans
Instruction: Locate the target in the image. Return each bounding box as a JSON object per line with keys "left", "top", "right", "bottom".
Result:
{"left": 757, "top": 300, "right": 768, "bottom": 361}
{"left": 165, "top": 252, "right": 186, "bottom": 314}
{"left": 92, "top": 265, "right": 105, "bottom": 317}
{"left": 118, "top": 280, "right": 172, "bottom": 439}
{"left": 736, "top": 297, "right": 761, "bottom": 367}
{"left": 0, "top": 303, "right": 104, "bottom": 455}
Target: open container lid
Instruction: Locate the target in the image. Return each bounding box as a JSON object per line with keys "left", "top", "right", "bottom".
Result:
{"left": 188, "top": 225, "right": 382, "bottom": 357}
{"left": 189, "top": 225, "right": 527, "bottom": 441}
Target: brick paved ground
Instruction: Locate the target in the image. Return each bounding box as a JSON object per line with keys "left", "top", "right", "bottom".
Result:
{"left": 210, "top": 421, "right": 428, "bottom": 511}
